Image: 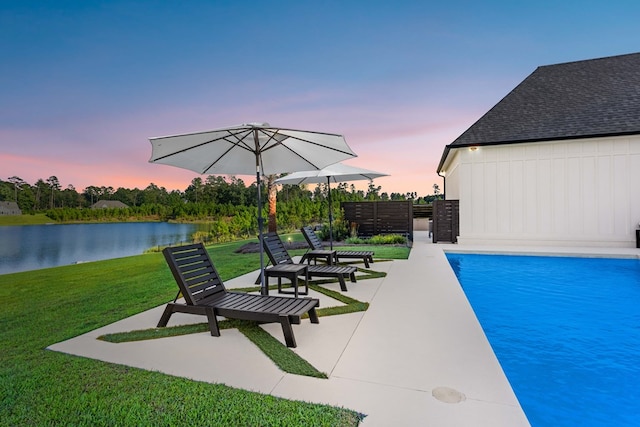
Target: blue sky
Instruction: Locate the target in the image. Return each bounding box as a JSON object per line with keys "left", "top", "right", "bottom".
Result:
{"left": 2, "top": 0, "right": 639, "bottom": 196}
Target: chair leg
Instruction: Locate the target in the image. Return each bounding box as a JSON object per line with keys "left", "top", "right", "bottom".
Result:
{"left": 299, "top": 272, "right": 309, "bottom": 295}
{"left": 157, "top": 304, "right": 175, "bottom": 327}
{"left": 338, "top": 276, "right": 348, "bottom": 292}
{"left": 363, "top": 257, "right": 370, "bottom": 268}
{"left": 205, "top": 307, "right": 220, "bottom": 337}
{"left": 350, "top": 272, "right": 357, "bottom": 283}
{"left": 308, "top": 307, "right": 319, "bottom": 324}
{"left": 292, "top": 275, "right": 298, "bottom": 299}
{"left": 279, "top": 315, "right": 296, "bottom": 348}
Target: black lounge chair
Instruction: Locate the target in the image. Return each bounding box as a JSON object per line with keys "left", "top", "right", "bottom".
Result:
{"left": 300, "top": 225, "right": 374, "bottom": 268}
{"left": 157, "top": 243, "right": 319, "bottom": 348}
{"left": 260, "top": 231, "right": 357, "bottom": 292}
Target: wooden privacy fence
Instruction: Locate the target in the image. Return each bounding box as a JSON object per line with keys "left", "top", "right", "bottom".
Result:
{"left": 412, "top": 204, "right": 432, "bottom": 218}
{"left": 432, "top": 199, "right": 459, "bottom": 243}
{"left": 342, "top": 201, "right": 413, "bottom": 239}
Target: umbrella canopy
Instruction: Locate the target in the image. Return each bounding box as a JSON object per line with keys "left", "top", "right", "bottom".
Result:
{"left": 149, "top": 123, "right": 356, "bottom": 176}
{"left": 274, "top": 163, "right": 388, "bottom": 185}
{"left": 149, "top": 122, "right": 357, "bottom": 295}
{"left": 275, "top": 163, "right": 388, "bottom": 248}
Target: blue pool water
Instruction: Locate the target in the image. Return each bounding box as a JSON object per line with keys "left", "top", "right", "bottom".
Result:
{"left": 446, "top": 253, "right": 640, "bottom": 427}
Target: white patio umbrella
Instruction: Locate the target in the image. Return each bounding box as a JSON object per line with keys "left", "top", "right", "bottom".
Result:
{"left": 148, "top": 122, "right": 357, "bottom": 295}
{"left": 275, "top": 163, "right": 388, "bottom": 249}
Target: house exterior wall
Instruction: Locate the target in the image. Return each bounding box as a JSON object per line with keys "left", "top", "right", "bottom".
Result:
{"left": 0, "top": 201, "right": 22, "bottom": 215}
{"left": 442, "top": 135, "right": 640, "bottom": 247}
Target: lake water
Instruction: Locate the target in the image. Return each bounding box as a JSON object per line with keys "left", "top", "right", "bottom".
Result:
{"left": 0, "top": 222, "right": 198, "bottom": 275}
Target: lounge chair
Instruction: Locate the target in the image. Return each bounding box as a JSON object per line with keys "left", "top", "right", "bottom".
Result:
{"left": 157, "top": 243, "right": 319, "bottom": 348}
{"left": 300, "top": 225, "right": 374, "bottom": 268}
{"left": 260, "top": 231, "right": 357, "bottom": 292}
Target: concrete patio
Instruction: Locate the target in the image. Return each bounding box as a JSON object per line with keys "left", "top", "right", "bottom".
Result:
{"left": 49, "top": 231, "right": 532, "bottom": 426}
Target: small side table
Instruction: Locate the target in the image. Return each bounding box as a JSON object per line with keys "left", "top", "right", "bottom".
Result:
{"left": 636, "top": 229, "right": 640, "bottom": 249}
{"left": 264, "top": 264, "right": 309, "bottom": 298}
{"left": 301, "top": 249, "right": 337, "bottom": 266}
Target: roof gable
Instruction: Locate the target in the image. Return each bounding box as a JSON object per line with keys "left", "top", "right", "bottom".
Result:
{"left": 91, "top": 200, "right": 129, "bottom": 209}
{"left": 439, "top": 52, "right": 640, "bottom": 170}
{"left": 0, "top": 201, "right": 21, "bottom": 213}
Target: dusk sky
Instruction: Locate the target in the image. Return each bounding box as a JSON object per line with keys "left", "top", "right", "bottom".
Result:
{"left": 2, "top": 1, "right": 639, "bottom": 197}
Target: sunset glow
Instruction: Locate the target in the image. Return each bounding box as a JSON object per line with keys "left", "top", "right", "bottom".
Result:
{"left": 2, "top": 1, "right": 638, "bottom": 196}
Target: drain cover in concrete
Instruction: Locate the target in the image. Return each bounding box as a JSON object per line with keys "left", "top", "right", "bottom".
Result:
{"left": 432, "top": 386, "right": 466, "bottom": 403}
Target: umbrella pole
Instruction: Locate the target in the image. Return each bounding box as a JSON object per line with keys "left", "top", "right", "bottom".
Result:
{"left": 328, "top": 177, "right": 333, "bottom": 250}
{"left": 254, "top": 134, "right": 267, "bottom": 296}
{"left": 257, "top": 168, "right": 267, "bottom": 295}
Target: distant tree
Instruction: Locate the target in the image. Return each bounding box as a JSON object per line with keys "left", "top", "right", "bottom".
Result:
{"left": 403, "top": 191, "right": 416, "bottom": 200}
{"left": 366, "top": 182, "right": 381, "bottom": 200}
{"left": 113, "top": 187, "right": 136, "bottom": 206}
{"left": 312, "top": 183, "right": 326, "bottom": 201}
{"left": 46, "top": 176, "right": 61, "bottom": 209}
{"left": 33, "top": 179, "right": 48, "bottom": 210}
{"left": 0, "top": 180, "right": 11, "bottom": 201}
{"left": 348, "top": 183, "right": 365, "bottom": 199}
{"left": 227, "top": 176, "right": 249, "bottom": 206}
{"left": 141, "top": 183, "right": 168, "bottom": 204}
{"left": 185, "top": 177, "right": 203, "bottom": 203}
{"left": 100, "top": 186, "right": 115, "bottom": 199}
{"left": 83, "top": 186, "right": 99, "bottom": 205}
{"left": 60, "top": 184, "right": 82, "bottom": 208}
{"left": 7, "top": 176, "right": 25, "bottom": 202}
{"left": 276, "top": 183, "right": 312, "bottom": 203}
{"left": 166, "top": 189, "right": 184, "bottom": 207}
{"left": 131, "top": 188, "right": 143, "bottom": 206}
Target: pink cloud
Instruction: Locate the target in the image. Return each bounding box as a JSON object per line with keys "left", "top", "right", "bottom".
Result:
{"left": 1, "top": 81, "right": 484, "bottom": 197}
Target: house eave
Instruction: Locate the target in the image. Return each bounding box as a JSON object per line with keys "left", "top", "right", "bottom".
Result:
{"left": 436, "top": 130, "right": 640, "bottom": 174}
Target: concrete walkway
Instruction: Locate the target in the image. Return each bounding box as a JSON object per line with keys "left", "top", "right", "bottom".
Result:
{"left": 48, "top": 231, "right": 531, "bottom": 426}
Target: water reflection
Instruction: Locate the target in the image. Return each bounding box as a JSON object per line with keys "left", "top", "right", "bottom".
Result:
{"left": 0, "top": 222, "right": 198, "bottom": 275}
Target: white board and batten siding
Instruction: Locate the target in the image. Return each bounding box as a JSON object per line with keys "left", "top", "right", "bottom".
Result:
{"left": 442, "top": 135, "right": 640, "bottom": 247}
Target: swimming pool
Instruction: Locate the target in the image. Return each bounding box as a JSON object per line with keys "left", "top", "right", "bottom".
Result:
{"left": 446, "top": 253, "right": 640, "bottom": 427}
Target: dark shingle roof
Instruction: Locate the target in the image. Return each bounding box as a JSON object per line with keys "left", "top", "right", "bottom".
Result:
{"left": 438, "top": 52, "right": 640, "bottom": 171}
{"left": 91, "top": 200, "right": 129, "bottom": 209}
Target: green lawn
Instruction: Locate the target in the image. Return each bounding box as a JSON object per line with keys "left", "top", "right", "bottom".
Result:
{"left": 0, "top": 213, "right": 53, "bottom": 225}
{"left": 0, "top": 238, "right": 408, "bottom": 426}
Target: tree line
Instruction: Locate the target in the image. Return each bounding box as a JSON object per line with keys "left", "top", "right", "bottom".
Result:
{"left": 0, "top": 175, "right": 442, "bottom": 242}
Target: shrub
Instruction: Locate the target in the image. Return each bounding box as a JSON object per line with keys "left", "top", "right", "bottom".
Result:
{"left": 345, "top": 234, "right": 407, "bottom": 245}
{"left": 319, "top": 220, "right": 350, "bottom": 242}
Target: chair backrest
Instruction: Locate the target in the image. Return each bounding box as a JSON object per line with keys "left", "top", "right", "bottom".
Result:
{"left": 162, "top": 243, "right": 226, "bottom": 306}
{"left": 261, "top": 232, "right": 294, "bottom": 266}
{"left": 301, "top": 226, "right": 323, "bottom": 250}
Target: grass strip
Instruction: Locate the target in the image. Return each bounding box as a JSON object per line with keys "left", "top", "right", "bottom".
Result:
{"left": 101, "top": 319, "right": 329, "bottom": 378}
{"left": 99, "top": 266, "right": 384, "bottom": 377}
{"left": 234, "top": 320, "right": 328, "bottom": 379}
{"left": 99, "top": 282, "right": 374, "bottom": 345}
{"left": 310, "top": 284, "right": 370, "bottom": 317}
{"left": 102, "top": 264, "right": 384, "bottom": 342}
{"left": 100, "top": 322, "right": 213, "bottom": 342}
